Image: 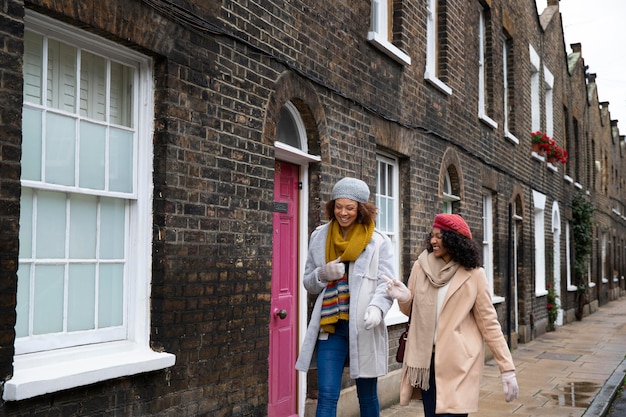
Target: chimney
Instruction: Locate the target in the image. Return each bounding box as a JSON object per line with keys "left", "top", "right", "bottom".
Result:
{"left": 588, "top": 73, "right": 596, "bottom": 83}
{"left": 571, "top": 43, "right": 581, "bottom": 53}
{"left": 548, "top": 0, "right": 559, "bottom": 6}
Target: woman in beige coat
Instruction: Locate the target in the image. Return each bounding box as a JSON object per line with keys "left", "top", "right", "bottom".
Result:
{"left": 384, "top": 214, "right": 518, "bottom": 417}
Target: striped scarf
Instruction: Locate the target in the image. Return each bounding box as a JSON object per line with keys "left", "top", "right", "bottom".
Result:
{"left": 320, "top": 219, "right": 374, "bottom": 333}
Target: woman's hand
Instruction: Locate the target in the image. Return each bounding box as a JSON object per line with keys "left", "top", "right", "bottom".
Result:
{"left": 363, "top": 306, "right": 382, "bottom": 330}
{"left": 318, "top": 257, "right": 345, "bottom": 282}
{"left": 382, "top": 275, "right": 411, "bottom": 302}
{"left": 501, "top": 371, "right": 519, "bottom": 402}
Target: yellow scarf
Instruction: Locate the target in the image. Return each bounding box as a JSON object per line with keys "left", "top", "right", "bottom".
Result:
{"left": 320, "top": 220, "right": 375, "bottom": 333}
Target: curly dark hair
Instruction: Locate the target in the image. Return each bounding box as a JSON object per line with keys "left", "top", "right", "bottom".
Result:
{"left": 325, "top": 200, "right": 377, "bottom": 225}
{"left": 426, "top": 229, "right": 482, "bottom": 269}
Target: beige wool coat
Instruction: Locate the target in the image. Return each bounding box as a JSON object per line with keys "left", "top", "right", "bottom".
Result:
{"left": 398, "top": 253, "right": 515, "bottom": 414}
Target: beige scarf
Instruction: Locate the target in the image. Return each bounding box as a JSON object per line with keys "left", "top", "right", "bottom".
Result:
{"left": 402, "top": 250, "right": 460, "bottom": 391}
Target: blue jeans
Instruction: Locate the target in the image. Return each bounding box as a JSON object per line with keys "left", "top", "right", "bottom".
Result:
{"left": 316, "top": 320, "right": 379, "bottom": 417}
{"left": 421, "top": 353, "right": 468, "bottom": 417}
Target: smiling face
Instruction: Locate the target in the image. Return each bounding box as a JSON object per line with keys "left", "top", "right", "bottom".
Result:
{"left": 334, "top": 198, "right": 359, "bottom": 236}
{"left": 430, "top": 227, "right": 451, "bottom": 263}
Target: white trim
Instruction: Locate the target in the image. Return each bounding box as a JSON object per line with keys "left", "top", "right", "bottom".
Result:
{"left": 367, "top": 0, "right": 411, "bottom": 65}
{"left": 533, "top": 190, "right": 547, "bottom": 297}
{"left": 367, "top": 32, "right": 411, "bottom": 65}
{"left": 275, "top": 141, "right": 321, "bottom": 164}
{"left": 424, "top": 0, "right": 452, "bottom": 96}
{"left": 3, "top": 341, "right": 175, "bottom": 401}
{"left": 529, "top": 45, "right": 540, "bottom": 132}
{"left": 552, "top": 201, "right": 563, "bottom": 325}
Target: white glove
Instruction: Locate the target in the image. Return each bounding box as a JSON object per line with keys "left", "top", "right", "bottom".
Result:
{"left": 501, "top": 370, "right": 519, "bottom": 402}
{"left": 318, "top": 257, "right": 345, "bottom": 282}
{"left": 382, "top": 275, "right": 411, "bottom": 302}
{"left": 363, "top": 306, "right": 382, "bottom": 330}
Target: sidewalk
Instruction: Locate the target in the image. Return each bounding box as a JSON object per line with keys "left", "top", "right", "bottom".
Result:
{"left": 381, "top": 297, "right": 626, "bottom": 417}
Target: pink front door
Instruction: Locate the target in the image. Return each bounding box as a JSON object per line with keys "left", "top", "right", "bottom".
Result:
{"left": 268, "top": 161, "right": 299, "bottom": 417}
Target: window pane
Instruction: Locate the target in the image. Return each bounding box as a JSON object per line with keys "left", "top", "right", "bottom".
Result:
{"left": 21, "top": 107, "right": 43, "bottom": 181}
{"left": 67, "top": 264, "right": 96, "bottom": 331}
{"left": 110, "top": 62, "right": 134, "bottom": 127}
{"left": 15, "top": 265, "right": 31, "bottom": 338}
{"left": 79, "top": 121, "right": 106, "bottom": 190}
{"left": 24, "top": 31, "right": 43, "bottom": 105}
{"left": 45, "top": 113, "right": 76, "bottom": 186}
{"left": 69, "top": 194, "right": 97, "bottom": 259}
{"left": 19, "top": 188, "right": 33, "bottom": 259}
{"left": 109, "top": 128, "right": 133, "bottom": 192}
{"left": 100, "top": 197, "right": 125, "bottom": 259}
{"left": 80, "top": 51, "right": 106, "bottom": 121}
{"left": 33, "top": 264, "right": 64, "bottom": 334}
{"left": 98, "top": 263, "right": 123, "bottom": 327}
{"left": 36, "top": 190, "right": 67, "bottom": 258}
{"left": 47, "top": 39, "right": 77, "bottom": 113}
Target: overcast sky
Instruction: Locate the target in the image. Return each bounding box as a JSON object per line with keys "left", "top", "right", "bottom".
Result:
{"left": 557, "top": 0, "right": 626, "bottom": 132}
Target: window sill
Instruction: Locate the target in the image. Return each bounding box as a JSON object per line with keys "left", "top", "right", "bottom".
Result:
{"left": 367, "top": 32, "right": 411, "bottom": 65}
{"left": 424, "top": 73, "right": 452, "bottom": 96}
{"left": 478, "top": 113, "right": 498, "bottom": 129}
{"left": 3, "top": 341, "right": 176, "bottom": 401}
{"left": 531, "top": 151, "right": 545, "bottom": 162}
{"left": 504, "top": 131, "right": 519, "bottom": 145}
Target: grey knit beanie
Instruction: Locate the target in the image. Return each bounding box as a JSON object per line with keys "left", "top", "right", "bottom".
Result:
{"left": 331, "top": 177, "right": 370, "bottom": 203}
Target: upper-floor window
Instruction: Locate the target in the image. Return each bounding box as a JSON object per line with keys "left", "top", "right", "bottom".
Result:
{"left": 478, "top": 7, "right": 497, "bottom": 128}
{"left": 503, "top": 34, "right": 517, "bottom": 143}
{"left": 368, "top": 0, "right": 411, "bottom": 65}
{"left": 543, "top": 66, "right": 554, "bottom": 137}
{"left": 425, "top": 0, "right": 452, "bottom": 95}
{"left": 6, "top": 11, "right": 174, "bottom": 402}
{"left": 529, "top": 45, "right": 541, "bottom": 132}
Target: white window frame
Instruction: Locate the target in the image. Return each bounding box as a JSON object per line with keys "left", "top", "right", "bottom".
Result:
{"left": 442, "top": 171, "right": 459, "bottom": 213}
{"left": 367, "top": 0, "right": 411, "bottom": 65}
{"left": 478, "top": 9, "right": 497, "bottom": 129}
{"left": 601, "top": 232, "right": 608, "bottom": 283}
{"left": 543, "top": 66, "right": 554, "bottom": 137}
{"left": 529, "top": 45, "right": 541, "bottom": 132}
{"left": 425, "top": 0, "right": 452, "bottom": 95}
{"left": 376, "top": 153, "right": 405, "bottom": 326}
{"left": 482, "top": 193, "right": 503, "bottom": 302}
{"left": 503, "top": 39, "right": 518, "bottom": 144}
{"left": 4, "top": 11, "right": 175, "bottom": 402}
{"left": 565, "top": 221, "right": 577, "bottom": 291}
{"left": 551, "top": 201, "right": 563, "bottom": 325}
{"left": 532, "top": 190, "right": 547, "bottom": 297}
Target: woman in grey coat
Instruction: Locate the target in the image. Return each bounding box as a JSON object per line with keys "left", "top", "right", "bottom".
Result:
{"left": 295, "top": 177, "right": 397, "bottom": 417}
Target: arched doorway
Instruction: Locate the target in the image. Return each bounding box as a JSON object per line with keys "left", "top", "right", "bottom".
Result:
{"left": 268, "top": 102, "right": 320, "bottom": 417}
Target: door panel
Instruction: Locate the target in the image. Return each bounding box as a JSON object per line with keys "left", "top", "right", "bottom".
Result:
{"left": 268, "top": 161, "right": 298, "bottom": 417}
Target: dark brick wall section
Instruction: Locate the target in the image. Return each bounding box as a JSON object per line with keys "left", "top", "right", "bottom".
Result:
{"left": 0, "top": 0, "right": 23, "bottom": 383}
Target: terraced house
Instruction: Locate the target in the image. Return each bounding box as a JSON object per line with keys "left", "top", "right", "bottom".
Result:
{"left": 0, "top": 0, "right": 624, "bottom": 416}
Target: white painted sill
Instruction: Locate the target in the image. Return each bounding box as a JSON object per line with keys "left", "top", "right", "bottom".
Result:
{"left": 367, "top": 32, "right": 411, "bottom": 66}
{"left": 3, "top": 341, "right": 176, "bottom": 401}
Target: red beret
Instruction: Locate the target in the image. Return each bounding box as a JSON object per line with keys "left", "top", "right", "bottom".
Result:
{"left": 433, "top": 214, "right": 472, "bottom": 239}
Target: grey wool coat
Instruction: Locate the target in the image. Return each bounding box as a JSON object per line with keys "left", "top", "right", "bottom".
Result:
{"left": 295, "top": 222, "right": 396, "bottom": 379}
